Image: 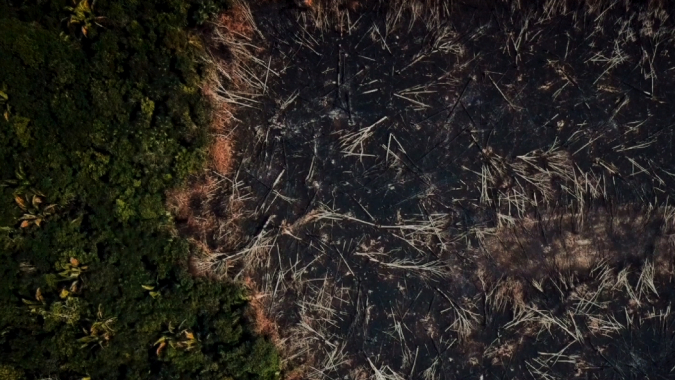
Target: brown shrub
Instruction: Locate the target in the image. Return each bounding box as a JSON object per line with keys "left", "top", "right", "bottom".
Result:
{"left": 243, "top": 276, "right": 281, "bottom": 344}
{"left": 187, "top": 239, "right": 214, "bottom": 278}
{"left": 218, "top": 2, "right": 255, "bottom": 39}
{"left": 166, "top": 175, "right": 218, "bottom": 240}
{"left": 166, "top": 186, "right": 191, "bottom": 221}
{"left": 210, "top": 135, "right": 234, "bottom": 175}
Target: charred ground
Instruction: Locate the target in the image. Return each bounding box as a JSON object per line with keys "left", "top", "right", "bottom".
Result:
{"left": 179, "top": 1, "right": 675, "bottom": 379}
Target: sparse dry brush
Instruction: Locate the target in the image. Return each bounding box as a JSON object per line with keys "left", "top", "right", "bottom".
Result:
{"left": 171, "top": 0, "right": 271, "bottom": 276}
{"left": 495, "top": 260, "right": 675, "bottom": 379}
{"left": 244, "top": 276, "right": 282, "bottom": 344}
{"left": 201, "top": 1, "right": 264, "bottom": 176}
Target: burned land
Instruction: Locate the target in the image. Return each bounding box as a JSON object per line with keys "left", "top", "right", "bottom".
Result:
{"left": 177, "top": 1, "right": 675, "bottom": 379}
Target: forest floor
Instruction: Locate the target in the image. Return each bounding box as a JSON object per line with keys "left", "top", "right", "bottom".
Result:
{"left": 177, "top": 1, "right": 675, "bottom": 379}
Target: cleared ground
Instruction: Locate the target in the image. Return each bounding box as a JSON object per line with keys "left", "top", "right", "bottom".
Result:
{"left": 175, "top": 1, "right": 675, "bottom": 379}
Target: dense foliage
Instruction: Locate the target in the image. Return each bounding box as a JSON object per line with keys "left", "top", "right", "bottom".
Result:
{"left": 0, "top": 0, "right": 279, "bottom": 379}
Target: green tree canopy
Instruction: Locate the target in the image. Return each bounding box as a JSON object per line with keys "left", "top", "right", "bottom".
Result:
{"left": 0, "top": 0, "right": 279, "bottom": 379}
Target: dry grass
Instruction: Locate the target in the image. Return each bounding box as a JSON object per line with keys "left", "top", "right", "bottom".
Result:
{"left": 471, "top": 143, "right": 601, "bottom": 220}
{"left": 293, "top": 0, "right": 363, "bottom": 33}
{"left": 187, "top": 238, "right": 215, "bottom": 278}
{"left": 204, "top": 0, "right": 268, "bottom": 120}
{"left": 201, "top": 0, "right": 267, "bottom": 179}
{"left": 269, "top": 275, "right": 354, "bottom": 380}
{"left": 289, "top": 0, "right": 457, "bottom": 36}
{"left": 436, "top": 288, "right": 480, "bottom": 341}
{"left": 166, "top": 0, "right": 267, "bottom": 281}
{"left": 472, "top": 207, "right": 675, "bottom": 282}
{"left": 209, "top": 135, "right": 234, "bottom": 174}
{"left": 243, "top": 276, "right": 281, "bottom": 344}
{"left": 203, "top": 84, "right": 236, "bottom": 177}
{"left": 367, "top": 357, "right": 406, "bottom": 380}
{"left": 355, "top": 249, "right": 447, "bottom": 279}
{"left": 166, "top": 175, "right": 218, "bottom": 233}
{"left": 384, "top": 0, "right": 451, "bottom": 34}
{"left": 314, "top": 206, "right": 451, "bottom": 254}
{"left": 496, "top": 258, "right": 675, "bottom": 379}
{"left": 480, "top": 273, "right": 527, "bottom": 314}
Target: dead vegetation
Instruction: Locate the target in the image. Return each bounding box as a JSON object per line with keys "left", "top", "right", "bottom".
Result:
{"left": 173, "top": 0, "right": 675, "bottom": 379}
{"left": 243, "top": 276, "right": 281, "bottom": 344}
{"left": 167, "top": 0, "right": 266, "bottom": 282}
{"left": 169, "top": 0, "right": 271, "bottom": 275}
{"left": 471, "top": 206, "right": 675, "bottom": 281}
{"left": 496, "top": 261, "right": 675, "bottom": 380}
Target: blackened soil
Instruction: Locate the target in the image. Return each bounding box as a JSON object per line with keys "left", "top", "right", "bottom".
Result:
{"left": 217, "top": 1, "right": 675, "bottom": 379}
